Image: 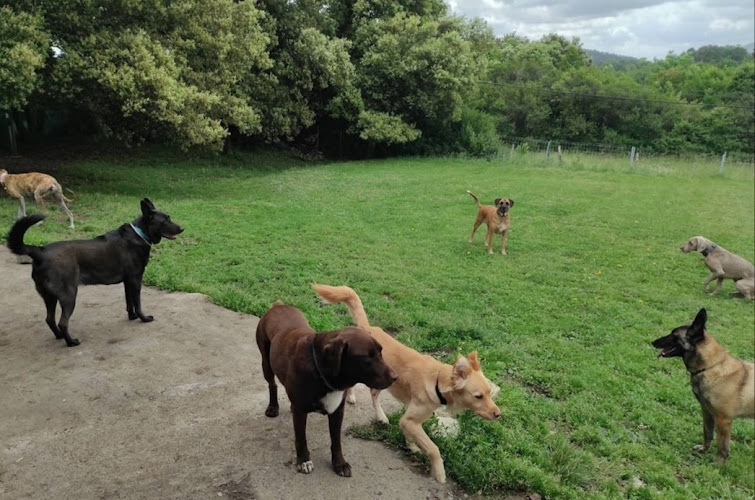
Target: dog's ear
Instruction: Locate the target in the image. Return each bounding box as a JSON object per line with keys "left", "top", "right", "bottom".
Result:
{"left": 452, "top": 354, "right": 471, "bottom": 381}
{"left": 494, "top": 198, "right": 502, "bottom": 205}
{"left": 467, "top": 351, "right": 481, "bottom": 371}
{"left": 322, "top": 338, "right": 348, "bottom": 378}
{"left": 688, "top": 308, "right": 707, "bottom": 344}
{"left": 508, "top": 199, "right": 514, "bottom": 207}
{"left": 141, "top": 198, "right": 156, "bottom": 218}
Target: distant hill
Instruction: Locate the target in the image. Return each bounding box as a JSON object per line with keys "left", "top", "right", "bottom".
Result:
{"left": 585, "top": 49, "right": 643, "bottom": 67}
{"left": 744, "top": 42, "right": 754, "bottom": 53}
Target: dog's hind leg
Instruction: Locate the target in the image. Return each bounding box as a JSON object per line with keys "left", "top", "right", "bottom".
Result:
{"left": 33, "top": 189, "right": 48, "bottom": 215}
{"left": 469, "top": 216, "right": 483, "bottom": 243}
{"left": 57, "top": 290, "right": 80, "bottom": 347}
{"left": 257, "top": 333, "right": 279, "bottom": 417}
{"left": 40, "top": 291, "right": 64, "bottom": 340}
{"left": 54, "top": 192, "right": 75, "bottom": 229}
{"left": 370, "top": 388, "right": 389, "bottom": 424}
{"left": 693, "top": 406, "right": 714, "bottom": 453}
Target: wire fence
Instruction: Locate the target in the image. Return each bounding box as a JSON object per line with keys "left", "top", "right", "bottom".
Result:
{"left": 498, "top": 137, "right": 755, "bottom": 180}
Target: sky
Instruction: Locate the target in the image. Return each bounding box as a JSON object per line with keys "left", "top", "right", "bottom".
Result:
{"left": 445, "top": 0, "right": 755, "bottom": 60}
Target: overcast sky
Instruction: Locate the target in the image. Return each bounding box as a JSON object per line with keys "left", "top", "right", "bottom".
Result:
{"left": 446, "top": 0, "right": 755, "bottom": 59}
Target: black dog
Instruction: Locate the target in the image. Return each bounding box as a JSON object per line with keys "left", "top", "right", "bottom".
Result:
{"left": 7, "top": 198, "right": 183, "bottom": 346}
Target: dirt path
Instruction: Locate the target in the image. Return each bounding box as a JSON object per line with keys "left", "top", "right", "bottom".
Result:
{"left": 0, "top": 247, "right": 479, "bottom": 500}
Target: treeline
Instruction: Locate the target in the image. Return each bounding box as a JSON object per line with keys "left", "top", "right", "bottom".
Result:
{"left": 2, "top": 0, "right": 753, "bottom": 157}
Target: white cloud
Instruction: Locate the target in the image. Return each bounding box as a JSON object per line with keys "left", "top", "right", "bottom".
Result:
{"left": 446, "top": 0, "right": 755, "bottom": 59}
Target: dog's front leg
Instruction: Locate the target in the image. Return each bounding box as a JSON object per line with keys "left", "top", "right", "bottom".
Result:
{"left": 124, "top": 281, "right": 138, "bottom": 320}
{"left": 693, "top": 406, "right": 714, "bottom": 453}
{"left": 328, "top": 400, "right": 351, "bottom": 477}
{"left": 16, "top": 197, "right": 26, "bottom": 219}
{"left": 400, "top": 404, "right": 445, "bottom": 483}
{"left": 370, "top": 388, "right": 389, "bottom": 424}
{"left": 714, "top": 416, "right": 732, "bottom": 465}
{"left": 500, "top": 230, "right": 508, "bottom": 255}
{"left": 292, "top": 407, "right": 313, "bottom": 474}
{"left": 485, "top": 228, "right": 494, "bottom": 255}
{"left": 126, "top": 277, "right": 153, "bottom": 322}
{"left": 703, "top": 270, "right": 724, "bottom": 294}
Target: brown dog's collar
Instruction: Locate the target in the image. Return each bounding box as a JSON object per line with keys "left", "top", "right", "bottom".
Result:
{"left": 312, "top": 340, "right": 338, "bottom": 392}
{"left": 701, "top": 245, "right": 717, "bottom": 257}
{"left": 435, "top": 377, "right": 447, "bottom": 405}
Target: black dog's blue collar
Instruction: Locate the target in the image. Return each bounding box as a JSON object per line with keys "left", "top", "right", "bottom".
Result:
{"left": 701, "top": 245, "right": 717, "bottom": 257}
{"left": 130, "top": 223, "right": 152, "bottom": 246}
{"left": 435, "top": 377, "right": 447, "bottom": 405}
{"left": 312, "top": 340, "right": 339, "bottom": 392}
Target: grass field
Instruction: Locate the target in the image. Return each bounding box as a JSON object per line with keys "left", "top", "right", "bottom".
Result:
{"left": 2, "top": 150, "right": 753, "bottom": 499}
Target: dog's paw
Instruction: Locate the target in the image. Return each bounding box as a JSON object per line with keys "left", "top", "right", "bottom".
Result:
{"left": 431, "top": 465, "right": 446, "bottom": 484}
{"left": 128, "top": 312, "right": 138, "bottom": 320}
{"left": 297, "top": 461, "right": 314, "bottom": 474}
{"left": 265, "top": 406, "right": 279, "bottom": 418}
{"left": 140, "top": 315, "right": 154, "bottom": 322}
{"left": 376, "top": 414, "right": 389, "bottom": 425}
{"left": 692, "top": 444, "right": 709, "bottom": 453}
{"left": 346, "top": 392, "right": 356, "bottom": 405}
{"left": 333, "top": 461, "right": 352, "bottom": 477}
{"left": 66, "top": 338, "right": 81, "bottom": 347}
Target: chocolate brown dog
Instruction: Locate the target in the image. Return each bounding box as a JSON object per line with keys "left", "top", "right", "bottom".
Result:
{"left": 255, "top": 301, "right": 397, "bottom": 477}
{"left": 467, "top": 190, "right": 514, "bottom": 255}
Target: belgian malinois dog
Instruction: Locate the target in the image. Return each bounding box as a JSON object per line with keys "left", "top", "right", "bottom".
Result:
{"left": 652, "top": 308, "right": 754, "bottom": 464}
{"left": 7, "top": 198, "right": 183, "bottom": 347}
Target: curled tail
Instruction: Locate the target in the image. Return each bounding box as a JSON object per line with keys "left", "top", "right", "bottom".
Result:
{"left": 63, "top": 187, "right": 75, "bottom": 203}
{"left": 312, "top": 284, "right": 371, "bottom": 329}
{"left": 467, "top": 190, "right": 481, "bottom": 208}
{"left": 7, "top": 214, "right": 45, "bottom": 258}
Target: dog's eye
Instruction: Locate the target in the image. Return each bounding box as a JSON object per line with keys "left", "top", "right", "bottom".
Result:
{"left": 474, "top": 394, "right": 483, "bottom": 399}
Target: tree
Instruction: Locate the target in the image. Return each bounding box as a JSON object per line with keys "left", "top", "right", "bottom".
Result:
{"left": 0, "top": 7, "right": 49, "bottom": 153}
{"left": 21, "top": 0, "right": 272, "bottom": 150}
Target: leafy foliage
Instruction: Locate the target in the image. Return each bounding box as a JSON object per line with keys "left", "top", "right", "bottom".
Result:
{"left": 3, "top": 2, "right": 754, "bottom": 156}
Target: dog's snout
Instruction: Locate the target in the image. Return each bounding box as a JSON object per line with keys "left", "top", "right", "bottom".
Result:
{"left": 492, "top": 409, "right": 501, "bottom": 419}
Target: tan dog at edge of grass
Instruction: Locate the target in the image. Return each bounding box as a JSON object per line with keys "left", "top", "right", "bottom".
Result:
{"left": 312, "top": 283, "right": 501, "bottom": 484}
{"left": 0, "top": 169, "right": 75, "bottom": 228}
{"left": 467, "top": 190, "right": 514, "bottom": 255}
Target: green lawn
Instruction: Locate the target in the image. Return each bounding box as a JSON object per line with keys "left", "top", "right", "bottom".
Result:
{"left": 3, "top": 150, "right": 753, "bottom": 499}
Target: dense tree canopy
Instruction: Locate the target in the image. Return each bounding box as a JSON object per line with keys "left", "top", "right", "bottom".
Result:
{"left": 2, "top": 0, "right": 753, "bottom": 156}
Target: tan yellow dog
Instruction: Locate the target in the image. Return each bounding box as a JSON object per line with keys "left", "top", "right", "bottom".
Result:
{"left": 313, "top": 284, "right": 501, "bottom": 483}
{"left": 0, "top": 169, "right": 75, "bottom": 228}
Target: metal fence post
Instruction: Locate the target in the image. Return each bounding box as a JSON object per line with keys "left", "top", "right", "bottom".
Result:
{"left": 629, "top": 146, "right": 636, "bottom": 167}
{"left": 545, "top": 140, "right": 551, "bottom": 159}
{"left": 719, "top": 152, "right": 727, "bottom": 174}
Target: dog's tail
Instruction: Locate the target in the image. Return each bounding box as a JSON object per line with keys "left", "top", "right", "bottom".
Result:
{"left": 7, "top": 214, "right": 45, "bottom": 258}
{"left": 63, "top": 187, "right": 75, "bottom": 203}
{"left": 467, "top": 190, "right": 481, "bottom": 208}
{"left": 312, "top": 284, "right": 371, "bottom": 330}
